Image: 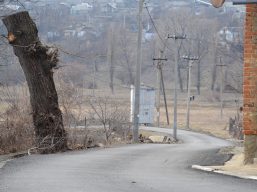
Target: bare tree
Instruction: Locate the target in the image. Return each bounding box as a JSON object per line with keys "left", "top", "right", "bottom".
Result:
{"left": 107, "top": 23, "right": 115, "bottom": 94}
{"left": 55, "top": 71, "right": 85, "bottom": 129}
{"left": 159, "top": 9, "right": 194, "bottom": 92}
{"left": 189, "top": 19, "right": 212, "bottom": 95}
{"left": 115, "top": 26, "right": 136, "bottom": 85}
{"left": 2, "top": 11, "right": 67, "bottom": 153}
{"left": 88, "top": 97, "right": 130, "bottom": 144}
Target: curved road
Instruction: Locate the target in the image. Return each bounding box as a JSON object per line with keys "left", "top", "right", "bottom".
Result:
{"left": 1, "top": 128, "right": 257, "bottom": 192}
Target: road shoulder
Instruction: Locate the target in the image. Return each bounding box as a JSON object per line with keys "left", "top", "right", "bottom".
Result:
{"left": 0, "top": 151, "right": 27, "bottom": 168}
{"left": 192, "top": 146, "right": 257, "bottom": 181}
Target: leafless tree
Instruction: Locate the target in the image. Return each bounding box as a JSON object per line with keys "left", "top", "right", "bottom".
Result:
{"left": 186, "top": 18, "right": 216, "bottom": 95}
{"left": 55, "top": 72, "right": 84, "bottom": 129}
{"left": 115, "top": 26, "right": 136, "bottom": 85}
{"left": 88, "top": 97, "right": 130, "bottom": 144}
{"left": 107, "top": 23, "right": 115, "bottom": 94}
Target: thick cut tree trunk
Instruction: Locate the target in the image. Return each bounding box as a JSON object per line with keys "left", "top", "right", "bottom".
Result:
{"left": 3, "top": 11, "right": 67, "bottom": 153}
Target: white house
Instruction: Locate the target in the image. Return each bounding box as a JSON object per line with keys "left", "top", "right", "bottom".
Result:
{"left": 71, "top": 3, "right": 93, "bottom": 15}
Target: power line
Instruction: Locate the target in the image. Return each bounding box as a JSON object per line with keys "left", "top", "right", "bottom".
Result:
{"left": 144, "top": 4, "right": 165, "bottom": 45}
{"left": 144, "top": 3, "right": 172, "bottom": 52}
{"left": 0, "top": 36, "right": 92, "bottom": 60}
{"left": 56, "top": 46, "right": 91, "bottom": 60}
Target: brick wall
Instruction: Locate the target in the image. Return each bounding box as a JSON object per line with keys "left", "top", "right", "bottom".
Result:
{"left": 243, "top": 4, "right": 257, "bottom": 136}
{"left": 243, "top": 4, "right": 257, "bottom": 164}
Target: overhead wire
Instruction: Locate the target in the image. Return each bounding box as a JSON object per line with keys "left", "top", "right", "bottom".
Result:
{"left": 144, "top": 2, "right": 172, "bottom": 52}
{"left": 56, "top": 45, "right": 91, "bottom": 60}
{"left": 57, "top": 61, "right": 132, "bottom": 90}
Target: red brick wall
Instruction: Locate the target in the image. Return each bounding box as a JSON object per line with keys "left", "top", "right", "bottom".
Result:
{"left": 243, "top": 4, "right": 257, "bottom": 136}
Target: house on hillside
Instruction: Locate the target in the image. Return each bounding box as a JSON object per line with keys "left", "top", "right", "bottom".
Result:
{"left": 100, "top": 1, "right": 117, "bottom": 14}
{"left": 71, "top": 3, "right": 93, "bottom": 15}
{"left": 217, "top": 27, "right": 242, "bottom": 46}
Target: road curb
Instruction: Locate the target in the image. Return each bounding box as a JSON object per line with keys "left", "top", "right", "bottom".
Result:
{"left": 192, "top": 165, "right": 257, "bottom": 181}
{"left": 0, "top": 151, "right": 28, "bottom": 169}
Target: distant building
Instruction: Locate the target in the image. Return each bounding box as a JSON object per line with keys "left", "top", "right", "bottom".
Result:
{"left": 217, "top": 27, "right": 242, "bottom": 46}
{"left": 47, "top": 31, "right": 61, "bottom": 42}
{"left": 71, "top": 3, "right": 93, "bottom": 15}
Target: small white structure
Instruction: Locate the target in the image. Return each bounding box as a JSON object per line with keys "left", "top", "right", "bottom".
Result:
{"left": 131, "top": 85, "right": 156, "bottom": 125}
{"left": 71, "top": 3, "right": 93, "bottom": 15}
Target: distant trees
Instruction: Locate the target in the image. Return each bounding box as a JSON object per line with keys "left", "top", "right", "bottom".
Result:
{"left": 115, "top": 26, "right": 136, "bottom": 85}
{"left": 0, "top": 2, "right": 244, "bottom": 96}
{"left": 154, "top": 7, "right": 243, "bottom": 96}
{"left": 158, "top": 9, "right": 218, "bottom": 93}
{"left": 188, "top": 18, "right": 216, "bottom": 95}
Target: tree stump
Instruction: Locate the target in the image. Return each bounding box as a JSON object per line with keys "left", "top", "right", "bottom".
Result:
{"left": 2, "top": 11, "right": 67, "bottom": 153}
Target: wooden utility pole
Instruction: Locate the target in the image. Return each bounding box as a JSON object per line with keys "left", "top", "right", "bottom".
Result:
{"left": 107, "top": 23, "right": 115, "bottom": 94}
{"left": 153, "top": 55, "right": 169, "bottom": 126}
{"left": 133, "top": 0, "right": 144, "bottom": 143}
{"left": 156, "top": 56, "right": 161, "bottom": 127}
{"left": 2, "top": 11, "right": 67, "bottom": 153}
{"left": 168, "top": 34, "right": 186, "bottom": 141}
{"left": 217, "top": 57, "right": 226, "bottom": 119}
{"left": 160, "top": 66, "right": 170, "bottom": 126}
{"left": 92, "top": 59, "right": 96, "bottom": 96}
{"left": 183, "top": 56, "right": 199, "bottom": 130}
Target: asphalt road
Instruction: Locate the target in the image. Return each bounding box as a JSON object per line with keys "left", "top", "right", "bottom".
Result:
{"left": 1, "top": 127, "right": 257, "bottom": 192}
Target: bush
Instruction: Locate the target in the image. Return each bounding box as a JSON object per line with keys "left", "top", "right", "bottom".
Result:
{"left": 0, "top": 85, "right": 34, "bottom": 154}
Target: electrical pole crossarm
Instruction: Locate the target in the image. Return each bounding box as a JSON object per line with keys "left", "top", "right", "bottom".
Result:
{"left": 182, "top": 56, "right": 199, "bottom": 61}
{"left": 216, "top": 64, "right": 227, "bottom": 66}
{"left": 153, "top": 58, "right": 168, "bottom": 68}
{"left": 153, "top": 58, "right": 168, "bottom": 61}
{"left": 168, "top": 34, "right": 187, "bottom": 40}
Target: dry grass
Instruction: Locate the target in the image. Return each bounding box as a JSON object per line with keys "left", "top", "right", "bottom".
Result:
{"left": 159, "top": 104, "right": 235, "bottom": 139}
{"left": 0, "top": 85, "right": 34, "bottom": 154}
{"left": 0, "top": 83, "right": 241, "bottom": 155}
{"left": 146, "top": 88, "right": 241, "bottom": 139}
{"left": 210, "top": 147, "right": 257, "bottom": 176}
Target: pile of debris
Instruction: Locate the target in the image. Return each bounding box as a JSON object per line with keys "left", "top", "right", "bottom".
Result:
{"left": 139, "top": 134, "right": 177, "bottom": 144}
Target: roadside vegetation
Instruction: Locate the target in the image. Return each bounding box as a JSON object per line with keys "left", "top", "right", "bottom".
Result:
{"left": 0, "top": 0, "right": 244, "bottom": 154}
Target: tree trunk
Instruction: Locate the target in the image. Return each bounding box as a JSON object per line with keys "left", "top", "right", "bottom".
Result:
{"left": 177, "top": 43, "right": 184, "bottom": 92}
{"left": 3, "top": 11, "right": 67, "bottom": 153}
{"left": 197, "top": 60, "right": 201, "bottom": 95}
{"left": 177, "top": 61, "right": 184, "bottom": 92}
{"left": 211, "top": 65, "right": 217, "bottom": 91}
{"left": 107, "top": 23, "right": 115, "bottom": 94}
